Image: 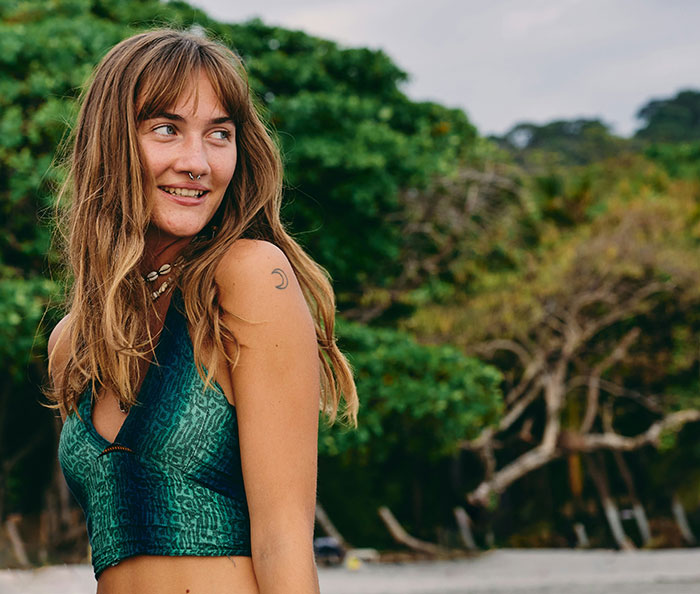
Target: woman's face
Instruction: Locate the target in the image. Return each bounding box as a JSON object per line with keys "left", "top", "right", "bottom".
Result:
{"left": 138, "top": 71, "right": 237, "bottom": 246}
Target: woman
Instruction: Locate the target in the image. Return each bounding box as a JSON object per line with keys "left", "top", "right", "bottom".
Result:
{"left": 47, "top": 29, "right": 358, "bottom": 593}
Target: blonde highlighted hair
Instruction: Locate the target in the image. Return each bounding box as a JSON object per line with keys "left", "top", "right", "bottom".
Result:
{"left": 48, "top": 29, "right": 358, "bottom": 424}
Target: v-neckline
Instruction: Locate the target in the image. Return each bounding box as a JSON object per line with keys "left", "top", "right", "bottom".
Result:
{"left": 83, "top": 291, "right": 180, "bottom": 449}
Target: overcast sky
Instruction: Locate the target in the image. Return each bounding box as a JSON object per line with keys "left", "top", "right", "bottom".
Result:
{"left": 186, "top": 0, "right": 700, "bottom": 137}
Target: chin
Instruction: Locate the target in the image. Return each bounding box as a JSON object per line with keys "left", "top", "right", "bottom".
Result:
{"left": 147, "top": 224, "right": 208, "bottom": 243}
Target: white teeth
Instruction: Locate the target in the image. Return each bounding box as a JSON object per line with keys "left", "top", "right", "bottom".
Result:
{"left": 161, "top": 186, "right": 205, "bottom": 198}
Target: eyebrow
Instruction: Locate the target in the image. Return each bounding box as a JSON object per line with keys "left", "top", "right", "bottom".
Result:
{"left": 148, "top": 111, "right": 234, "bottom": 125}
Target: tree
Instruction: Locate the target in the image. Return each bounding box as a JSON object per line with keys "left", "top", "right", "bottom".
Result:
{"left": 635, "top": 89, "right": 700, "bottom": 143}
{"left": 317, "top": 319, "right": 503, "bottom": 545}
{"left": 407, "top": 157, "right": 700, "bottom": 544}
{"left": 493, "top": 118, "right": 632, "bottom": 168}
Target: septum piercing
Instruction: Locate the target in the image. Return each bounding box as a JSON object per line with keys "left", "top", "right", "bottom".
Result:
{"left": 188, "top": 172, "right": 201, "bottom": 181}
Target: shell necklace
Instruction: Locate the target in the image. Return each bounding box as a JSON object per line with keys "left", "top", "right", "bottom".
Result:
{"left": 118, "top": 256, "right": 184, "bottom": 413}
{"left": 142, "top": 256, "right": 185, "bottom": 301}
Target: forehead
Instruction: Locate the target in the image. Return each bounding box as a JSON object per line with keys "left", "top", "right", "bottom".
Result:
{"left": 177, "top": 72, "right": 228, "bottom": 115}
{"left": 138, "top": 70, "right": 229, "bottom": 120}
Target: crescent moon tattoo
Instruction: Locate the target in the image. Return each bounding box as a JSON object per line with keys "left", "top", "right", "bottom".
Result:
{"left": 271, "top": 268, "right": 288, "bottom": 289}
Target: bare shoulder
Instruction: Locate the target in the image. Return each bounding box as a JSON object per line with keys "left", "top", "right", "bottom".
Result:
{"left": 215, "top": 239, "right": 307, "bottom": 322}
{"left": 48, "top": 314, "right": 71, "bottom": 367}
{"left": 48, "top": 314, "right": 71, "bottom": 420}
{"left": 215, "top": 238, "right": 293, "bottom": 285}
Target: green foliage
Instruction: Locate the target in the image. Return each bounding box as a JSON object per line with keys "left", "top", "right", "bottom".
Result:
{"left": 493, "top": 118, "right": 634, "bottom": 168}
{"left": 320, "top": 319, "right": 503, "bottom": 462}
{"left": 410, "top": 157, "right": 700, "bottom": 350}
{"left": 0, "top": 270, "right": 60, "bottom": 518}
{"left": 1, "top": 0, "right": 478, "bottom": 305}
{"left": 403, "top": 153, "right": 700, "bottom": 545}
{"left": 0, "top": 272, "right": 59, "bottom": 383}
{"left": 645, "top": 141, "right": 700, "bottom": 179}
{"left": 646, "top": 423, "right": 700, "bottom": 507}
{"left": 636, "top": 89, "right": 700, "bottom": 143}
{"left": 657, "top": 427, "right": 679, "bottom": 453}
{"left": 317, "top": 320, "right": 502, "bottom": 545}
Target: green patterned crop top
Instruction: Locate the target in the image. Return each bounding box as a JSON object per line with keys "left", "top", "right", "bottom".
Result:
{"left": 58, "top": 288, "right": 251, "bottom": 578}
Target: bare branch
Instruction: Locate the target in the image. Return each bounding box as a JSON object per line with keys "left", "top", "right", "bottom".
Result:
{"left": 567, "top": 376, "right": 663, "bottom": 415}
{"left": 467, "top": 371, "right": 565, "bottom": 506}
{"left": 473, "top": 339, "right": 532, "bottom": 369}
{"left": 473, "top": 339, "right": 545, "bottom": 407}
{"left": 580, "top": 327, "right": 641, "bottom": 433}
{"left": 579, "top": 281, "right": 669, "bottom": 344}
{"left": 467, "top": 443, "right": 562, "bottom": 506}
{"left": 452, "top": 168, "right": 520, "bottom": 194}
{"left": 505, "top": 353, "right": 546, "bottom": 405}
{"left": 461, "top": 378, "right": 544, "bottom": 452}
{"left": 561, "top": 409, "right": 700, "bottom": 452}
{"left": 597, "top": 379, "right": 664, "bottom": 414}
{"left": 501, "top": 380, "right": 543, "bottom": 433}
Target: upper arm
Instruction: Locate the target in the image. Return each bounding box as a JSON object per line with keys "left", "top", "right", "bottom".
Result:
{"left": 215, "top": 240, "right": 320, "bottom": 552}
{"left": 48, "top": 314, "right": 71, "bottom": 421}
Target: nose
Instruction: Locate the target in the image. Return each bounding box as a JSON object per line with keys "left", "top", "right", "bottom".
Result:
{"left": 174, "top": 136, "right": 211, "bottom": 179}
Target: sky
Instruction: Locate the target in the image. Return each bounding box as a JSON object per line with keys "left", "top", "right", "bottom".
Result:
{"left": 186, "top": 0, "right": 700, "bottom": 137}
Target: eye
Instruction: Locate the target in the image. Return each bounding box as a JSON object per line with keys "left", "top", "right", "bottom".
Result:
{"left": 153, "top": 124, "right": 176, "bottom": 136}
{"left": 211, "top": 130, "right": 231, "bottom": 140}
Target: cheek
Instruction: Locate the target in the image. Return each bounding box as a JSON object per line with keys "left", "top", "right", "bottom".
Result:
{"left": 214, "top": 149, "right": 237, "bottom": 186}
{"left": 140, "top": 141, "right": 167, "bottom": 179}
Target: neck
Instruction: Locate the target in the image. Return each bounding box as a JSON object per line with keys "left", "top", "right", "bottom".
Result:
{"left": 142, "top": 228, "right": 192, "bottom": 274}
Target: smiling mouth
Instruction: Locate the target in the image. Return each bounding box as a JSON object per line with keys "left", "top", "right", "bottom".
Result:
{"left": 159, "top": 186, "right": 207, "bottom": 198}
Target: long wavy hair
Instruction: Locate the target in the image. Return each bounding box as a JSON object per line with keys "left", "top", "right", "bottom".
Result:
{"left": 48, "top": 29, "right": 358, "bottom": 424}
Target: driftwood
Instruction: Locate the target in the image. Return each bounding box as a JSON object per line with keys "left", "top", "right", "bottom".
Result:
{"left": 315, "top": 501, "right": 350, "bottom": 550}
{"left": 573, "top": 522, "right": 590, "bottom": 548}
{"left": 453, "top": 506, "right": 477, "bottom": 551}
{"left": 612, "top": 449, "right": 651, "bottom": 546}
{"left": 585, "top": 454, "right": 634, "bottom": 550}
{"left": 5, "top": 514, "right": 30, "bottom": 567}
{"left": 378, "top": 506, "right": 447, "bottom": 555}
{"left": 671, "top": 494, "right": 696, "bottom": 545}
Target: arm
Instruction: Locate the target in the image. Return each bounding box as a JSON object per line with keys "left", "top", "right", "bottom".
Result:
{"left": 216, "top": 240, "right": 320, "bottom": 594}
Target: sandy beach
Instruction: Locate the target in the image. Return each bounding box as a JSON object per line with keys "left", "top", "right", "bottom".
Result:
{"left": 1, "top": 549, "right": 700, "bottom": 593}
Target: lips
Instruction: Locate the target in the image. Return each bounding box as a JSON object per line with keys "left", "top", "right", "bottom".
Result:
{"left": 159, "top": 186, "right": 207, "bottom": 198}
{"left": 157, "top": 186, "right": 208, "bottom": 206}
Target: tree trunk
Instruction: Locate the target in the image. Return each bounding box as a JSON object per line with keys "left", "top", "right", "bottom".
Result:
{"left": 585, "top": 454, "right": 635, "bottom": 550}
{"left": 671, "top": 493, "right": 696, "bottom": 545}
{"left": 567, "top": 453, "right": 584, "bottom": 498}
{"left": 612, "top": 450, "right": 651, "bottom": 545}
{"left": 5, "top": 514, "right": 30, "bottom": 567}
{"left": 453, "top": 506, "right": 477, "bottom": 551}
{"left": 411, "top": 471, "right": 423, "bottom": 535}
{"left": 573, "top": 522, "right": 590, "bottom": 548}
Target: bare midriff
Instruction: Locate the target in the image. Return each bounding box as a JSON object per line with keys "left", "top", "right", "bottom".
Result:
{"left": 96, "top": 555, "right": 259, "bottom": 594}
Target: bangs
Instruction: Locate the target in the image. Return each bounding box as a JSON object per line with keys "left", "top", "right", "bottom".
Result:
{"left": 135, "top": 38, "right": 249, "bottom": 125}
